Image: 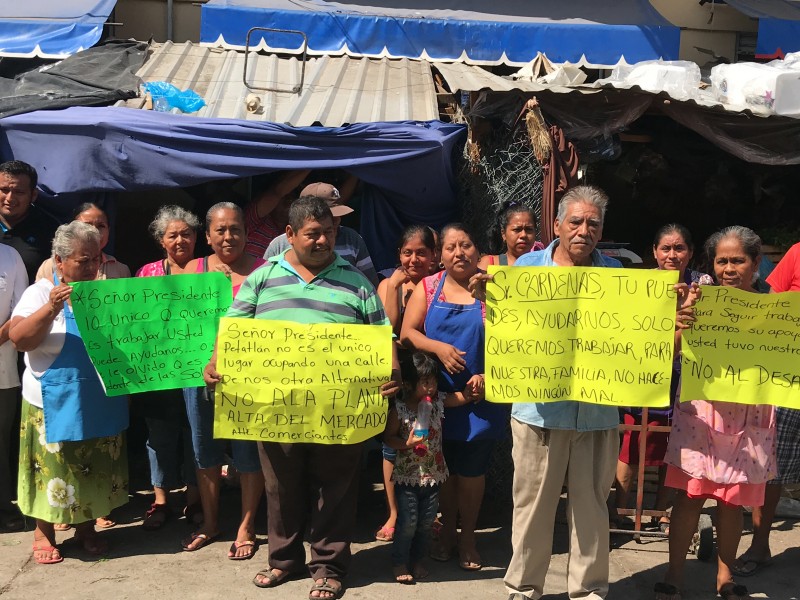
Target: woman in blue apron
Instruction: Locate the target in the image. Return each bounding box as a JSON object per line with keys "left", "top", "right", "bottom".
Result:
{"left": 10, "top": 221, "right": 128, "bottom": 564}
{"left": 401, "top": 223, "right": 508, "bottom": 572}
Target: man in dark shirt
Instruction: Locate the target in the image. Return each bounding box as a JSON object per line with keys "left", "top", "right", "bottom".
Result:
{"left": 0, "top": 161, "right": 60, "bottom": 283}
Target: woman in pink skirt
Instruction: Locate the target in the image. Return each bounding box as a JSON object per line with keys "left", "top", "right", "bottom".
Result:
{"left": 655, "top": 226, "right": 776, "bottom": 600}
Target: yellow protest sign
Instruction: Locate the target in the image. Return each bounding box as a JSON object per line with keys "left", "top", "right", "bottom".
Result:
{"left": 682, "top": 286, "right": 800, "bottom": 407}
{"left": 486, "top": 266, "right": 678, "bottom": 406}
{"left": 213, "top": 318, "right": 393, "bottom": 444}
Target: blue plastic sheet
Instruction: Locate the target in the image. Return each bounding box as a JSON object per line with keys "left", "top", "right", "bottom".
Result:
{"left": 142, "top": 82, "right": 206, "bottom": 114}
{"left": 757, "top": 18, "right": 800, "bottom": 57}
{"left": 0, "top": 106, "right": 466, "bottom": 269}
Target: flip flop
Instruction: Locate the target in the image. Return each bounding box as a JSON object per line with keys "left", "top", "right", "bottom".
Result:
{"left": 731, "top": 556, "right": 772, "bottom": 577}
{"left": 95, "top": 516, "right": 116, "bottom": 529}
{"left": 228, "top": 540, "right": 257, "bottom": 560}
{"left": 308, "top": 577, "right": 343, "bottom": 599}
{"left": 32, "top": 542, "right": 63, "bottom": 565}
{"left": 375, "top": 526, "right": 395, "bottom": 542}
{"left": 459, "top": 558, "right": 482, "bottom": 571}
{"left": 181, "top": 532, "right": 218, "bottom": 552}
{"left": 458, "top": 547, "right": 482, "bottom": 571}
{"left": 252, "top": 568, "right": 297, "bottom": 588}
{"left": 393, "top": 566, "right": 415, "bottom": 585}
{"left": 53, "top": 523, "right": 71, "bottom": 531}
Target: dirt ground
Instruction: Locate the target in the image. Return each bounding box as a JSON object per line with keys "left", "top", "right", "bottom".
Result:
{"left": 1, "top": 479, "right": 799, "bottom": 600}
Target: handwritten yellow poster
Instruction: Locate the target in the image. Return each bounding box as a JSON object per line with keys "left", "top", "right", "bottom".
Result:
{"left": 213, "top": 318, "right": 393, "bottom": 444}
{"left": 682, "top": 286, "right": 800, "bottom": 408}
{"left": 486, "top": 267, "right": 678, "bottom": 406}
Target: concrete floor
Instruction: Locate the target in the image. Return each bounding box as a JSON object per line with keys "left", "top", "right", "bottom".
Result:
{"left": 1, "top": 482, "right": 799, "bottom": 600}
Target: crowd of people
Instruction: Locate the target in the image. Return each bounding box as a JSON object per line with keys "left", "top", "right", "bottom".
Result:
{"left": 0, "top": 159, "right": 799, "bottom": 600}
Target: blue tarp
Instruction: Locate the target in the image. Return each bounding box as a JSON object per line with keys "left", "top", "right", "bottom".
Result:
{"left": 0, "top": 106, "right": 466, "bottom": 269}
{"left": 722, "top": 0, "right": 800, "bottom": 57}
{"left": 200, "top": 0, "right": 680, "bottom": 67}
{"left": 757, "top": 18, "right": 800, "bottom": 57}
{"left": 723, "top": 0, "right": 800, "bottom": 20}
{"left": 0, "top": 1, "right": 117, "bottom": 58}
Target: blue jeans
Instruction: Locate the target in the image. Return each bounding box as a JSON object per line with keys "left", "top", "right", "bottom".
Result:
{"left": 391, "top": 483, "right": 440, "bottom": 567}
{"left": 145, "top": 416, "right": 197, "bottom": 489}
{"left": 183, "top": 387, "right": 260, "bottom": 473}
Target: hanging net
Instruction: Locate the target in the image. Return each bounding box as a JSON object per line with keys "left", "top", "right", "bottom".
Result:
{"left": 456, "top": 108, "right": 545, "bottom": 254}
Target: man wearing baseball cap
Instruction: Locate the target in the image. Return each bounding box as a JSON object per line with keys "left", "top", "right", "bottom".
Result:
{"left": 265, "top": 181, "right": 379, "bottom": 286}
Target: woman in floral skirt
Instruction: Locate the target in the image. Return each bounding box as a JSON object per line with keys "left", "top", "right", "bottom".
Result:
{"left": 10, "top": 221, "right": 129, "bottom": 563}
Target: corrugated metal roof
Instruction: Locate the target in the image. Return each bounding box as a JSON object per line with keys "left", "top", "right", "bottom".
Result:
{"left": 433, "top": 61, "right": 595, "bottom": 95}
{"left": 120, "top": 41, "right": 439, "bottom": 126}
{"left": 432, "top": 61, "right": 790, "bottom": 118}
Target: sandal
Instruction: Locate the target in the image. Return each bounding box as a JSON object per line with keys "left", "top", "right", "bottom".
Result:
{"left": 53, "top": 523, "right": 71, "bottom": 531}
{"left": 459, "top": 555, "right": 482, "bottom": 571}
{"left": 228, "top": 539, "right": 257, "bottom": 560}
{"left": 393, "top": 565, "right": 415, "bottom": 584}
{"left": 142, "top": 502, "right": 171, "bottom": 531}
{"left": 458, "top": 544, "right": 483, "bottom": 571}
{"left": 732, "top": 553, "right": 772, "bottom": 577}
{"left": 375, "top": 526, "right": 395, "bottom": 542}
{"left": 95, "top": 516, "right": 116, "bottom": 529}
{"left": 308, "top": 577, "right": 343, "bottom": 599}
{"left": 252, "top": 568, "right": 297, "bottom": 588}
{"left": 181, "top": 532, "right": 218, "bottom": 552}
{"left": 32, "top": 541, "right": 63, "bottom": 564}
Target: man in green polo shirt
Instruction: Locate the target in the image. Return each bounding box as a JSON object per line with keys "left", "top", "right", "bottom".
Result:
{"left": 205, "top": 196, "right": 398, "bottom": 599}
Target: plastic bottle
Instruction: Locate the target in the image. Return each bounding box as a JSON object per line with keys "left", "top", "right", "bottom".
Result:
{"left": 413, "top": 395, "right": 433, "bottom": 437}
{"left": 154, "top": 97, "right": 169, "bottom": 112}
